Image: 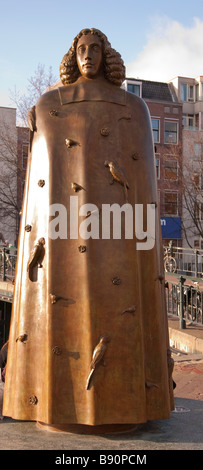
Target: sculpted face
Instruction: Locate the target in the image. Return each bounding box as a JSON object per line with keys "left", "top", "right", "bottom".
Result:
{"left": 76, "top": 33, "right": 103, "bottom": 79}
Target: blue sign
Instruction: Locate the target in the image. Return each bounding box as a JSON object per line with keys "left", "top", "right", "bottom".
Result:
{"left": 161, "top": 217, "right": 181, "bottom": 239}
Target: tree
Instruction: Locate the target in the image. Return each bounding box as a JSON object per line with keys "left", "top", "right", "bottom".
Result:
{"left": 0, "top": 109, "right": 18, "bottom": 243}
{"left": 0, "top": 64, "right": 56, "bottom": 244}
{"left": 9, "top": 63, "right": 57, "bottom": 126}
{"left": 181, "top": 151, "right": 203, "bottom": 247}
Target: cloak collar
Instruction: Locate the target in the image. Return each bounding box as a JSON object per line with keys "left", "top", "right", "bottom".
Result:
{"left": 58, "top": 79, "right": 126, "bottom": 106}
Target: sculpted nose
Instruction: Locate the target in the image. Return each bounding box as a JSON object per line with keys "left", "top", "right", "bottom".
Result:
{"left": 85, "top": 46, "right": 92, "bottom": 60}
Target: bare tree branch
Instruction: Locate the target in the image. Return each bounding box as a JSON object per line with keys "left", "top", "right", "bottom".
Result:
{"left": 9, "top": 63, "right": 57, "bottom": 126}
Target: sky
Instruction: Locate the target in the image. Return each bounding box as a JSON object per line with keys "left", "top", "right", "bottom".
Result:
{"left": 1, "top": 0, "right": 203, "bottom": 108}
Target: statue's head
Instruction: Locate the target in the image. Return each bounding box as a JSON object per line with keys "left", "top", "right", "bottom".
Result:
{"left": 60, "top": 28, "right": 125, "bottom": 87}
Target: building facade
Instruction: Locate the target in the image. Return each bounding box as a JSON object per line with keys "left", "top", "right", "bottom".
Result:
{"left": 16, "top": 126, "right": 29, "bottom": 237}
{"left": 0, "top": 107, "right": 17, "bottom": 246}
{"left": 123, "top": 78, "right": 183, "bottom": 246}
{"left": 169, "top": 76, "right": 203, "bottom": 249}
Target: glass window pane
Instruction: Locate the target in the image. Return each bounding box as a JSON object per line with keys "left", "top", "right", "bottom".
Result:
{"left": 180, "top": 83, "right": 187, "bottom": 101}
{"left": 155, "top": 158, "right": 160, "bottom": 179}
{"left": 194, "top": 143, "right": 199, "bottom": 156}
{"left": 164, "top": 121, "right": 178, "bottom": 144}
{"left": 152, "top": 119, "right": 159, "bottom": 129}
{"left": 151, "top": 119, "right": 159, "bottom": 143}
{"left": 164, "top": 161, "right": 177, "bottom": 179}
{"left": 164, "top": 192, "right": 177, "bottom": 215}
{"left": 188, "top": 85, "right": 194, "bottom": 101}
{"left": 127, "top": 84, "right": 140, "bottom": 96}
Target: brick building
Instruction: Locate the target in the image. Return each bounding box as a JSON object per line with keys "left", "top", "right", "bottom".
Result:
{"left": 123, "top": 79, "right": 183, "bottom": 246}
{"left": 0, "top": 107, "right": 17, "bottom": 246}
{"left": 16, "top": 127, "right": 29, "bottom": 214}
{"left": 169, "top": 76, "right": 203, "bottom": 249}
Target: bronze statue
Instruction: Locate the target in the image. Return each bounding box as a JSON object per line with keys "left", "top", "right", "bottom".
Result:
{"left": 3, "top": 28, "right": 174, "bottom": 432}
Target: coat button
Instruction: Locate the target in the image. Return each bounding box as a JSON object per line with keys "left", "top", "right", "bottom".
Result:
{"left": 38, "top": 179, "right": 45, "bottom": 187}
{"left": 112, "top": 277, "right": 121, "bottom": 285}
{"left": 52, "top": 346, "right": 62, "bottom": 355}
{"left": 25, "top": 224, "right": 32, "bottom": 232}
{"left": 100, "top": 127, "right": 110, "bottom": 136}
{"left": 29, "top": 394, "right": 38, "bottom": 405}
{"left": 49, "top": 109, "right": 58, "bottom": 117}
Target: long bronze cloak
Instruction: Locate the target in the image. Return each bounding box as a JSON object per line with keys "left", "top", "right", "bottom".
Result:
{"left": 3, "top": 77, "right": 174, "bottom": 428}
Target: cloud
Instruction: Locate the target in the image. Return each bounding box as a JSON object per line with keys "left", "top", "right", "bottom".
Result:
{"left": 126, "top": 16, "right": 203, "bottom": 82}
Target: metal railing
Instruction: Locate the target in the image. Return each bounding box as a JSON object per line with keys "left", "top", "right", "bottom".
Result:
{"left": 165, "top": 274, "right": 203, "bottom": 328}
{"left": 164, "top": 244, "right": 203, "bottom": 278}
{"left": 0, "top": 246, "right": 17, "bottom": 282}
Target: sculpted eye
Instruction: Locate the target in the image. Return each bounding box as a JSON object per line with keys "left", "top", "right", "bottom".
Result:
{"left": 77, "top": 45, "right": 85, "bottom": 54}
{"left": 92, "top": 45, "right": 100, "bottom": 51}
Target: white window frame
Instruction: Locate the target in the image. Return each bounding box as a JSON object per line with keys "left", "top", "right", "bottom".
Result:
{"left": 155, "top": 155, "right": 160, "bottom": 179}
{"left": 164, "top": 119, "right": 179, "bottom": 145}
{"left": 182, "top": 114, "right": 194, "bottom": 128}
{"left": 151, "top": 117, "right": 160, "bottom": 143}
{"left": 180, "top": 82, "right": 195, "bottom": 102}
{"left": 124, "top": 80, "right": 142, "bottom": 97}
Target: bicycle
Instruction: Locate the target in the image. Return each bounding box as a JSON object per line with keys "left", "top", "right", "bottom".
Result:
{"left": 164, "top": 247, "right": 177, "bottom": 273}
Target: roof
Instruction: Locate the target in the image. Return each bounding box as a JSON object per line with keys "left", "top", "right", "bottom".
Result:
{"left": 141, "top": 80, "right": 173, "bottom": 102}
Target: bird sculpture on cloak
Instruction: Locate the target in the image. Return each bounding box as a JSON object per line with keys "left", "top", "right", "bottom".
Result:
{"left": 86, "top": 334, "right": 110, "bottom": 390}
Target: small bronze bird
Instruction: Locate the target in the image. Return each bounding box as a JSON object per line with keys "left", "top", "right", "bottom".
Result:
{"left": 71, "top": 182, "right": 86, "bottom": 192}
{"left": 27, "top": 237, "right": 45, "bottom": 274}
{"left": 121, "top": 305, "right": 136, "bottom": 315}
{"left": 86, "top": 334, "right": 110, "bottom": 390}
{"left": 16, "top": 334, "right": 28, "bottom": 343}
{"left": 65, "top": 138, "right": 80, "bottom": 148}
{"left": 104, "top": 160, "right": 129, "bottom": 202}
{"left": 145, "top": 381, "right": 159, "bottom": 389}
{"left": 50, "top": 294, "right": 58, "bottom": 304}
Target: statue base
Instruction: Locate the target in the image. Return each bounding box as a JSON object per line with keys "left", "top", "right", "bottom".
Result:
{"left": 37, "top": 421, "right": 137, "bottom": 435}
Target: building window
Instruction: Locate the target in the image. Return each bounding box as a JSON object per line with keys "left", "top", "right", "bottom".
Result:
{"left": 194, "top": 237, "right": 203, "bottom": 249}
{"left": 164, "top": 192, "right": 178, "bottom": 215}
{"left": 164, "top": 120, "right": 178, "bottom": 144}
{"left": 127, "top": 83, "right": 141, "bottom": 97}
{"left": 194, "top": 143, "right": 199, "bottom": 156}
{"left": 182, "top": 114, "right": 194, "bottom": 128}
{"left": 164, "top": 160, "right": 178, "bottom": 180}
{"left": 180, "top": 83, "right": 194, "bottom": 102}
{"left": 151, "top": 118, "right": 160, "bottom": 143}
{"left": 180, "top": 83, "right": 187, "bottom": 101}
{"left": 22, "top": 143, "right": 29, "bottom": 169}
{"left": 155, "top": 157, "right": 160, "bottom": 179}
{"left": 188, "top": 85, "right": 194, "bottom": 102}
{"left": 195, "top": 84, "right": 199, "bottom": 101}
{"left": 194, "top": 202, "right": 203, "bottom": 220}
{"left": 194, "top": 143, "right": 203, "bottom": 161}
{"left": 21, "top": 180, "right": 25, "bottom": 204}
{"left": 193, "top": 172, "right": 200, "bottom": 188}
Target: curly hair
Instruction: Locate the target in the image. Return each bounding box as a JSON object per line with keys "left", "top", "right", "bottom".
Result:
{"left": 60, "top": 28, "right": 126, "bottom": 87}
